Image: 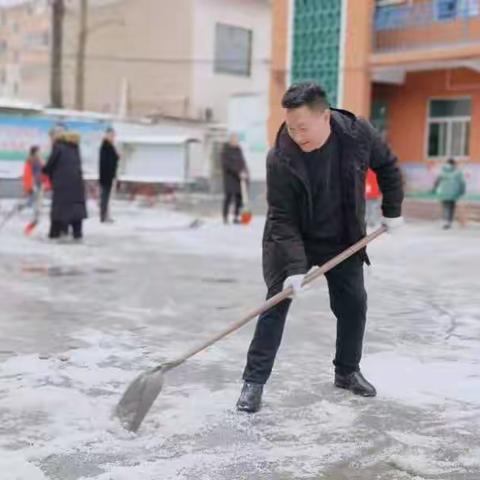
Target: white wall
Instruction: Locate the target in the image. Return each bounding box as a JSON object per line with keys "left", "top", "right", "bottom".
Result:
{"left": 191, "top": 0, "right": 271, "bottom": 123}
{"left": 228, "top": 93, "right": 268, "bottom": 181}
{"left": 62, "top": 0, "right": 194, "bottom": 117}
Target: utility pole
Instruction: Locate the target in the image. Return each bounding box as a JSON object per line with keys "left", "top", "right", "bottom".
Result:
{"left": 75, "top": 0, "right": 88, "bottom": 110}
{"left": 50, "top": 0, "right": 65, "bottom": 108}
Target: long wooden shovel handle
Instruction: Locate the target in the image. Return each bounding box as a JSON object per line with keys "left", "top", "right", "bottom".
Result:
{"left": 166, "top": 226, "right": 386, "bottom": 370}
{"left": 240, "top": 178, "right": 249, "bottom": 207}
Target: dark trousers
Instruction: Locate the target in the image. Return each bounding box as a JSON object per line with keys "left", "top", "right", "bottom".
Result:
{"left": 243, "top": 255, "right": 367, "bottom": 384}
{"left": 100, "top": 183, "right": 112, "bottom": 222}
{"left": 442, "top": 200, "right": 456, "bottom": 225}
{"left": 49, "top": 220, "right": 83, "bottom": 239}
{"left": 223, "top": 192, "right": 242, "bottom": 221}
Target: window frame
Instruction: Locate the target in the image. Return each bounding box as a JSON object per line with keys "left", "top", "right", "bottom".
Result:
{"left": 214, "top": 22, "right": 253, "bottom": 78}
{"left": 426, "top": 96, "right": 472, "bottom": 160}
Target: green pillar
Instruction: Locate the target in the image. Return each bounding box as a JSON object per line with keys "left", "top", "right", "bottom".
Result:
{"left": 291, "top": 0, "right": 342, "bottom": 107}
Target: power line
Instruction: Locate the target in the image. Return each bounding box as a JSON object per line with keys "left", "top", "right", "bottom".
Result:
{"left": 62, "top": 53, "right": 271, "bottom": 66}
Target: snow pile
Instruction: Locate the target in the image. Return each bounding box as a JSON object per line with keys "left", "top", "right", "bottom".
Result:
{"left": 0, "top": 455, "right": 47, "bottom": 480}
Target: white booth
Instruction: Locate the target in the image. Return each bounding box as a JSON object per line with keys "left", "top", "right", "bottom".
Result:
{"left": 118, "top": 135, "right": 201, "bottom": 184}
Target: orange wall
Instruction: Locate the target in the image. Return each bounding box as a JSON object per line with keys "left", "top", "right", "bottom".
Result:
{"left": 267, "top": 0, "right": 288, "bottom": 145}
{"left": 342, "top": 0, "right": 374, "bottom": 116}
{"left": 374, "top": 68, "right": 480, "bottom": 164}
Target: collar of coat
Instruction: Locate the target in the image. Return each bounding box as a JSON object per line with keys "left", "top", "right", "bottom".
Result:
{"left": 272, "top": 108, "right": 363, "bottom": 230}
{"left": 274, "top": 108, "right": 358, "bottom": 161}
{"left": 223, "top": 143, "right": 242, "bottom": 152}
{"left": 58, "top": 132, "right": 81, "bottom": 145}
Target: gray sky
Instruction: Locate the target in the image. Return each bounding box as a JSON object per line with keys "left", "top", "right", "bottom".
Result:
{"left": 0, "top": 0, "right": 31, "bottom": 6}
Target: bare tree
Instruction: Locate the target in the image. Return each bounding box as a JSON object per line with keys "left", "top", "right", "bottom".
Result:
{"left": 75, "top": 0, "right": 88, "bottom": 110}
{"left": 50, "top": 0, "right": 65, "bottom": 108}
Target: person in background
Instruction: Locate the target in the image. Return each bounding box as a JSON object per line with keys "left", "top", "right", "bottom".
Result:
{"left": 99, "top": 127, "right": 120, "bottom": 223}
{"left": 365, "top": 168, "right": 381, "bottom": 228}
{"left": 433, "top": 158, "right": 466, "bottom": 230}
{"left": 221, "top": 133, "right": 248, "bottom": 224}
{"left": 22, "top": 146, "right": 50, "bottom": 234}
{"left": 47, "top": 125, "right": 68, "bottom": 237}
{"left": 43, "top": 130, "right": 87, "bottom": 241}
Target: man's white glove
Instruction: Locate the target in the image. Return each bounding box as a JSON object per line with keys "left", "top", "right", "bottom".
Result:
{"left": 283, "top": 274, "right": 307, "bottom": 298}
{"left": 381, "top": 216, "right": 404, "bottom": 234}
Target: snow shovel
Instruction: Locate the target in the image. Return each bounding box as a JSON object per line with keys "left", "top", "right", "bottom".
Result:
{"left": 24, "top": 188, "right": 44, "bottom": 236}
{"left": 114, "top": 225, "right": 387, "bottom": 432}
{"left": 0, "top": 201, "right": 25, "bottom": 232}
{"left": 240, "top": 178, "right": 252, "bottom": 225}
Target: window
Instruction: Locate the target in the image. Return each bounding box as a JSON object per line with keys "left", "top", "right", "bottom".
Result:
{"left": 434, "top": 0, "right": 479, "bottom": 21}
{"left": 427, "top": 98, "right": 471, "bottom": 158}
{"left": 435, "top": 0, "right": 458, "bottom": 20}
{"left": 24, "top": 31, "right": 50, "bottom": 48}
{"left": 214, "top": 23, "right": 252, "bottom": 77}
{"left": 371, "top": 99, "right": 388, "bottom": 133}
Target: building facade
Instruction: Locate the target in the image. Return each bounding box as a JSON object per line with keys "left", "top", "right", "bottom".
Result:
{"left": 269, "top": 0, "right": 480, "bottom": 195}
{"left": 0, "top": 1, "right": 50, "bottom": 102}
{"left": 0, "top": 0, "right": 271, "bottom": 123}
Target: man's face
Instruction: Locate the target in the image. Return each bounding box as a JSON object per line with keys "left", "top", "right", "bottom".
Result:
{"left": 229, "top": 134, "right": 239, "bottom": 147}
{"left": 285, "top": 106, "right": 330, "bottom": 152}
{"left": 106, "top": 131, "right": 115, "bottom": 143}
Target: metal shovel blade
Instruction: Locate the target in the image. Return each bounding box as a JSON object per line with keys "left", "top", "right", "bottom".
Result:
{"left": 114, "top": 365, "right": 166, "bottom": 432}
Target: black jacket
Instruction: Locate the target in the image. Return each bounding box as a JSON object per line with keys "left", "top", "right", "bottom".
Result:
{"left": 99, "top": 139, "right": 119, "bottom": 186}
{"left": 221, "top": 144, "right": 247, "bottom": 195}
{"left": 43, "top": 133, "right": 87, "bottom": 223}
{"left": 262, "top": 109, "right": 404, "bottom": 289}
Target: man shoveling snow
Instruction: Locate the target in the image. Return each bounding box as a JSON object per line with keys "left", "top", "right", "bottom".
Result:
{"left": 237, "top": 82, "right": 404, "bottom": 413}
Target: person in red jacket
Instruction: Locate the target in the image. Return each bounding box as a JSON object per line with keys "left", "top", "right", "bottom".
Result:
{"left": 365, "top": 168, "right": 381, "bottom": 228}
{"left": 23, "top": 146, "right": 50, "bottom": 234}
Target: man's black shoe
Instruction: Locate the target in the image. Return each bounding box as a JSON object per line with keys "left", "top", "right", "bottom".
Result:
{"left": 236, "top": 382, "right": 263, "bottom": 412}
{"left": 335, "top": 371, "right": 377, "bottom": 397}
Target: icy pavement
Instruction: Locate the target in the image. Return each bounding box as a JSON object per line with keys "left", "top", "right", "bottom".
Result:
{"left": 0, "top": 199, "right": 479, "bottom": 480}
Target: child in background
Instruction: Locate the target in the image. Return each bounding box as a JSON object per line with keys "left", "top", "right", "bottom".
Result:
{"left": 23, "top": 146, "right": 50, "bottom": 235}
{"left": 433, "top": 158, "right": 466, "bottom": 229}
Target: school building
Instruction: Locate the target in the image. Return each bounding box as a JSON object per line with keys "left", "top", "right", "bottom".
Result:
{"left": 269, "top": 0, "right": 480, "bottom": 196}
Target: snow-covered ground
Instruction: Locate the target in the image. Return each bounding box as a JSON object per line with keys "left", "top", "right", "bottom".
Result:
{"left": 1, "top": 199, "right": 479, "bottom": 480}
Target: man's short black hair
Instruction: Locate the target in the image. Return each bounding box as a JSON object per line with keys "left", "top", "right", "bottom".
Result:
{"left": 281, "top": 82, "right": 329, "bottom": 111}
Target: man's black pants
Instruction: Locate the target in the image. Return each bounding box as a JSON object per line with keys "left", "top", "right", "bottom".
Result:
{"left": 100, "top": 183, "right": 112, "bottom": 222}
{"left": 242, "top": 254, "right": 367, "bottom": 384}
{"left": 223, "top": 192, "right": 242, "bottom": 222}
